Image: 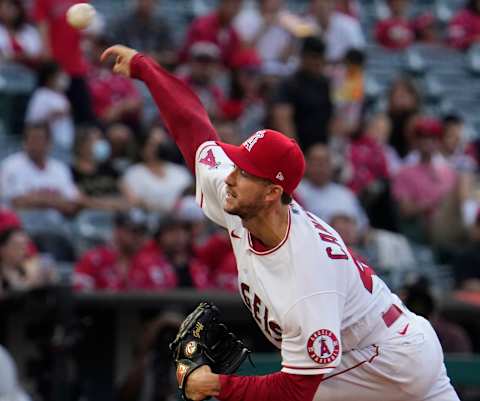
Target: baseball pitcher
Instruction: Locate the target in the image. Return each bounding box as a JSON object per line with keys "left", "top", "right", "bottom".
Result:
{"left": 101, "top": 45, "right": 460, "bottom": 401}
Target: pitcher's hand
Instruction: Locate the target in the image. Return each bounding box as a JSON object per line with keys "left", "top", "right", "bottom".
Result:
{"left": 101, "top": 45, "right": 138, "bottom": 77}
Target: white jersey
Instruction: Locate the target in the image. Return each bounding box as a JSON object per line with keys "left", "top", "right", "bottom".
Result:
{"left": 195, "top": 142, "right": 400, "bottom": 376}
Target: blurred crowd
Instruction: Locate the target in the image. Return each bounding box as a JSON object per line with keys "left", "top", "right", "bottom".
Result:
{"left": 0, "top": 0, "right": 479, "bottom": 400}
{"left": 0, "top": 0, "right": 478, "bottom": 294}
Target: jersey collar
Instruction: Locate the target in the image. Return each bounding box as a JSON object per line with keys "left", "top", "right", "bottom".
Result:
{"left": 247, "top": 207, "right": 291, "bottom": 256}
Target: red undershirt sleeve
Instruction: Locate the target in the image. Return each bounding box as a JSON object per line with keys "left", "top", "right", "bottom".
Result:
{"left": 129, "top": 53, "right": 219, "bottom": 172}
{"left": 218, "top": 371, "right": 323, "bottom": 401}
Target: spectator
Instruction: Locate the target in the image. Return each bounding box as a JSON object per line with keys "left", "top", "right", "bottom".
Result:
{"left": 362, "top": 112, "right": 402, "bottom": 176}
{"left": 109, "top": 0, "right": 175, "bottom": 67}
{"left": 0, "top": 206, "right": 21, "bottom": 233}
{"left": 335, "top": 0, "right": 360, "bottom": 19}
{"left": 328, "top": 210, "right": 415, "bottom": 272}
{"left": 296, "top": 143, "right": 368, "bottom": 229}
{"left": 0, "top": 228, "right": 56, "bottom": 295}
{"left": 306, "top": 0, "right": 365, "bottom": 62}
{"left": 331, "top": 48, "right": 365, "bottom": 131}
{"left": 214, "top": 118, "right": 241, "bottom": 145}
{"left": 375, "top": 0, "right": 414, "bottom": 50}
{"left": 25, "top": 61, "right": 75, "bottom": 150}
{"left": 74, "top": 208, "right": 170, "bottom": 291}
{"left": 0, "top": 206, "right": 39, "bottom": 257}
{"left": 87, "top": 35, "right": 143, "bottom": 129}
{"left": 102, "top": 123, "right": 137, "bottom": 177}
{"left": 0, "top": 0, "right": 43, "bottom": 67}
{"left": 180, "top": 41, "right": 225, "bottom": 120}
{"left": 71, "top": 125, "right": 130, "bottom": 211}
{"left": 234, "top": 0, "right": 295, "bottom": 76}
{"left": 447, "top": 0, "right": 480, "bottom": 50}
{"left": 149, "top": 215, "right": 212, "bottom": 289}
{"left": 196, "top": 231, "right": 238, "bottom": 292}
{"left": 387, "top": 77, "right": 421, "bottom": 157}
{"left": 440, "top": 114, "right": 477, "bottom": 173}
{"left": 174, "top": 194, "right": 209, "bottom": 245}
{"left": 402, "top": 280, "right": 473, "bottom": 354}
{"left": 0, "top": 345, "right": 32, "bottom": 401}
{"left": 347, "top": 114, "right": 398, "bottom": 231}
{"left": 121, "top": 125, "right": 192, "bottom": 213}
{"left": 223, "top": 48, "right": 266, "bottom": 140}
{"left": 412, "top": 12, "right": 439, "bottom": 44}
{"left": 33, "top": 0, "right": 94, "bottom": 123}
{"left": 392, "top": 117, "right": 457, "bottom": 242}
{"left": 271, "top": 36, "right": 333, "bottom": 150}
{"left": 179, "top": 0, "right": 243, "bottom": 67}
{"left": 0, "top": 122, "right": 81, "bottom": 216}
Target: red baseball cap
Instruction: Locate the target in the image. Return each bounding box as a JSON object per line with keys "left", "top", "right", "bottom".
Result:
{"left": 414, "top": 117, "right": 443, "bottom": 138}
{"left": 0, "top": 208, "right": 21, "bottom": 233}
{"left": 216, "top": 129, "right": 305, "bottom": 195}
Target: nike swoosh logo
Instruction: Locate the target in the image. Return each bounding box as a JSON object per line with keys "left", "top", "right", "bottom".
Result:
{"left": 230, "top": 230, "right": 241, "bottom": 239}
{"left": 398, "top": 323, "right": 409, "bottom": 336}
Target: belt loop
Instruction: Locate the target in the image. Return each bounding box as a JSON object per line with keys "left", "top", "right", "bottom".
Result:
{"left": 382, "top": 304, "right": 403, "bottom": 328}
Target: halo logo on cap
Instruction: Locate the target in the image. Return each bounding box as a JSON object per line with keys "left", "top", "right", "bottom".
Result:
{"left": 276, "top": 172, "right": 284, "bottom": 181}
{"left": 243, "top": 130, "right": 265, "bottom": 152}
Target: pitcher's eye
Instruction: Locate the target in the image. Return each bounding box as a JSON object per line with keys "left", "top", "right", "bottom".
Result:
{"left": 240, "top": 169, "right": 249, "bottom": 177}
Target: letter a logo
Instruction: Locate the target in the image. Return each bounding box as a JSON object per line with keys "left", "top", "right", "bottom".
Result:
{"left": 199, "top": 149, "right": 219, "bottom": 169}
{"left": 320, "top": 338, "right": 331, "bottom": 356}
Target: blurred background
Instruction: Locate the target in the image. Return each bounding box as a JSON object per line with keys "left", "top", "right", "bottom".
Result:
{"left": 0, "top": 0, "right": 480, "bottom": 400}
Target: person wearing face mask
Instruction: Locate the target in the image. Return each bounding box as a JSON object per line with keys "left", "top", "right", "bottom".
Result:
{"left": 25, "top": 61, "right": 75, "bottom": 150}
{"left": 121, "top": 124, "right": 192, "bottom": 213}
{"left": 71, "top": 125, "right": 130, "bottom": 211}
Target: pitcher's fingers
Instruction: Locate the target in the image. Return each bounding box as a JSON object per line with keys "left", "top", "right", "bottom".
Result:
{"left": 101, "top": 45, "right": 124, "bottom": 63}
{"left": 113, "top": 63, "right": 123, "bottom": 75}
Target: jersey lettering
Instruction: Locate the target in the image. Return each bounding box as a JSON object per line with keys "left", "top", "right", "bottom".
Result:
{"left": 351, "top": 254, "right": 375, "bottom": 294}
{"left": 241, "top": 283, "right": 252, "bottom": 309}
{"left": 240, "top": 282, "right": 282, "bottom": 342}
{"left": 307, "top": 213, "right": 349, "bottom": 260}
{"left": 199, "top": 149, "right": 217, "bottom": 168}
{"left": 307, "top": 212, "right": 374, "bottom": 293}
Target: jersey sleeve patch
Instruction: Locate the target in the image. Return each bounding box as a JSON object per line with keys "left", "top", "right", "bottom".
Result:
{"left": 199, "top": 147, "right": 220, "bottom": 169}
{"left": 307, "top": 329, "right": 340, "bottom": 365}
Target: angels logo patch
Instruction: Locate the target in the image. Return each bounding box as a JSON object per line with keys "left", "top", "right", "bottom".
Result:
{"left": 199, "top": 148, "right": 220, "bottom": 169}
{"left": 307, "top": 329, "right": 340, "bottom": 365}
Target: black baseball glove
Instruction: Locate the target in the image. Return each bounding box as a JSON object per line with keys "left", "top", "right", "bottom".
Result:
{"left": 169, "top": 302, "right": 251, "bottom": 401}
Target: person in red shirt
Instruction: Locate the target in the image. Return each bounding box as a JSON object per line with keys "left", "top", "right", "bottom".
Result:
{"left": 221, "top": 48, "right": 265, "bottom": 140}
{"left": 412, "top": 12, "right": 439, "bottom": 44}
{"left": 87, "top": 35, "right": 143, "bottom": 128}
{"left": 196, "top": 231, "right": 238, "bottom": 292}
{"left": 0, "top": 207, "right": 21, "bottom": 233}
{"left": 179, "top": 0, "right": 243, "bottom": 67}
{"left": 146, "top": 215, "right": 213, "bottom": 290}
{"left": 347, "top": 127, "right": 390, "bottom": 196}
{"left": 374, "top": 0, "right": 414, "bottom": 50}
{"left": 448, "top": 0, "right": 480, "bottom": 50}
{"left": 33, "top": 0, "right": 94, "bottom": 123}
{"left": 73, "top": 208, "right": 175, "bottom": 291}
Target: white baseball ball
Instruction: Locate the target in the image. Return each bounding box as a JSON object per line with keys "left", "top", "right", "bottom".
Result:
{"left": 66, "top": 3, "right": 96, "bottom": 30}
